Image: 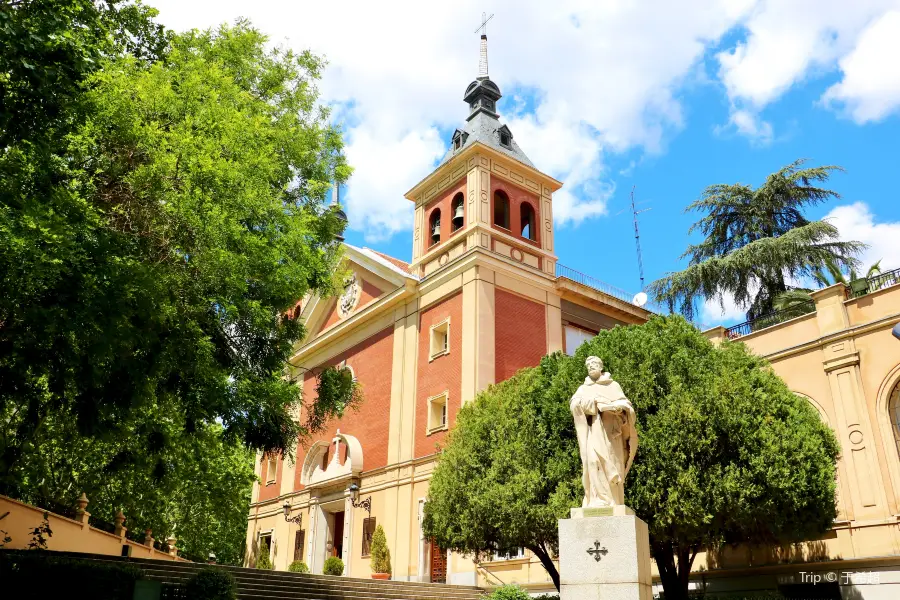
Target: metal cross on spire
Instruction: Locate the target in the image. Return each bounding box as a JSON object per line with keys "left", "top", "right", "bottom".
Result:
{"left": 475, "top": 11, "right": 494, "bottom": 35}
{"left": 475, "top": 12, "right": 494, "bottom": 78}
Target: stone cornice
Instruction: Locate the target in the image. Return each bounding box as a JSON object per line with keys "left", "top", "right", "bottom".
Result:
{"left": 760, "top": 312, "right": 900, "bottom": 363}
{"left": 405, "top": 142, "right": 562, "bottom": 203}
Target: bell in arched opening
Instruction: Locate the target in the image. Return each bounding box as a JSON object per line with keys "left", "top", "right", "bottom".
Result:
{"left": 431, "top": 219, "right": 441, "bottom": 244}
{"left": 452, "top": 200, "right": 464, "bottom": 231}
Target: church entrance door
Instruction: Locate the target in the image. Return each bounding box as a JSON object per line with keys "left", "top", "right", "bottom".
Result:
{"left": 332, "top": 510, "right": 345, "bottom": 558}
{"left": 429, "top": 539, "right": 446, "bottom": 583}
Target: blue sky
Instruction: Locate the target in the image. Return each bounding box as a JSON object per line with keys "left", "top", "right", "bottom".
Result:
{"left": 152, "top": 0, "right": 900, "bottom": 324}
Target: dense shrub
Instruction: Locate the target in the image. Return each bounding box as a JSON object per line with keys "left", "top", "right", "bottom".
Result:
{"left": 184, "top": 568, "right": 237, "bottom": 600}
{"left": 323, "top": 556, "right": 344, "bottom": 576}
{"left": 288, "top": 560, "right": 309, "bottom": 573}
{"left": 0, "top": 551, "right": 142, "bottom": 600}
{"left": 256, "top": 539, "right": 273, "bottom": 570}
{"left": 487, "top": 585, "right": 531, "bottom": 600}
{"left": 369, "top": 524, "right": 391, "bottom": 575}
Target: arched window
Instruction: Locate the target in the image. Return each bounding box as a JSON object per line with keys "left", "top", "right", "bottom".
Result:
{"left": 451, "top": 193, "right": 464, "bottom": 232}
{"left": 493, "top": 190, "right": 510, "bottom": 230}
{"left": 429, "top": 209, "right": 441, "bottom": 246}
{"left": 521, "top": 203, "right": 536, "bottom": 240}
{"left": 890, "top": 380, "right": 900, "bottom": 456}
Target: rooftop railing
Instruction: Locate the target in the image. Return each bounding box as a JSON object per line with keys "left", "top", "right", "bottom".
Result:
{"left": 851, "top": 266, "right": 900, "bottom": 298}
{"left": 724, "top": 301, "right": 816, "bottom": 339}
{"left": 555, "top": 263, "right": 660, "bottom": 313}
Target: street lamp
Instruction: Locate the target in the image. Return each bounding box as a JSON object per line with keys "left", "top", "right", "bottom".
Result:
{"left": 893, "top": 322, "right": 900, "bottom": 340}
{"left": 347, "top": 483, "right": 372, "bottom": 515}
{"left": 283, "top": 501, "right": 303, "bottom": 525}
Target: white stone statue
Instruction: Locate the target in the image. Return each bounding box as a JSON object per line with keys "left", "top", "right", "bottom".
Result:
{"left": 570, "top": 356, "right": 638, "bottom": 508}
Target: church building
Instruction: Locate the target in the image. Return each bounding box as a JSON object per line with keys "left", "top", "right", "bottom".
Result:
{"left": 243, "top": 34, "right": 652, "bottom": 587}
{"left": 246, "top": 33, "right": 900, "bottom": 600}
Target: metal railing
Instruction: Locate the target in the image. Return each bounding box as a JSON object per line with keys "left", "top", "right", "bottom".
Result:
{"left": 851, "top": 267, "right": 900, "bottom": 298}
{"left": 555, "top": 263, "right": 660, "bottom": 313}
{"left": 725, "top": 302, "right": 815, "bottom": 339}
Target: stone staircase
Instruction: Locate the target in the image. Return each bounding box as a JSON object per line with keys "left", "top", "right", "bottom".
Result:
{"left": 59, "top": 553, "right": 485, "bottom": 600}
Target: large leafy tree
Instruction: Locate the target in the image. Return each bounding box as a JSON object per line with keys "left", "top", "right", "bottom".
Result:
{"left": 1, "top": 7, "right": 356, "bottom": 495}
{"left": 423, "top": 317, "right": 839, "bottom": 599}
{"left": 650, "top": 160, "right": 864, "bottom": 321}
{"left": 9, "top": 407, "right": 255, "bottom": 564}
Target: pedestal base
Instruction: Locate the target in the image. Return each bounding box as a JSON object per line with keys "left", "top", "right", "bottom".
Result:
{"left": 558, "top": 508, "right": 652, "bottom": 600}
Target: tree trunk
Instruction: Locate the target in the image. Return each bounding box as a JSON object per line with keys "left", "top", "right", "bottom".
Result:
{"left": 652, "top": 542, "right": 696, "bottom": 600}
{"left": 528, "top": 544, "right": 561, "bottom": 592}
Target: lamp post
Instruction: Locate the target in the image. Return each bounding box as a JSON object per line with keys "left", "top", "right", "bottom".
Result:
{"left": 283, "top": 501, "right": 303, "bottom": 525}
{"left": 347, "top": 483, "right": 372, "bottom": 515}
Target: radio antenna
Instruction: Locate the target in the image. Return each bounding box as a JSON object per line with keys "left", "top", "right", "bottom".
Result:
{"left": 630, "top": 186, "right": 651, "bottom": 290}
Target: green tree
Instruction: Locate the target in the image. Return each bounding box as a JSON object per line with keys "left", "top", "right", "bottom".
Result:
{"left": 8, "top": 405, "right": 256, "bottom": 564}
{"left": 423, "top": 317, "right": 839, "bottom": 599}
{"left": 1, "top": 15, "right": 358, "bottom": 489}
{"left": 369, "top": 524, "right": 392, "bottom": 575}
{"left": 256, "top": 539, "right": 273, "bottom": 570}
{"left": 650, "top": 160, "right": 864, "bottom": 321}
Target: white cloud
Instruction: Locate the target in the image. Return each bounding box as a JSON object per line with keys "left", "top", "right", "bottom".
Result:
{"left": 825, "top": 202, "right": 900, "bottom": 271}
{"left": 822, "top": 11, "right": 900, "bottom": 123}
{"left": 147, "top": 1, "right": 900, "bottom": 240}
{"left": 727, "top": 108, "right": 773, "bottom": 144}
{"left": 716, "top": 0, "right": 900, "bottom": 138}
{"left": 150, "top": 0, "right": 757, "bottom": 240}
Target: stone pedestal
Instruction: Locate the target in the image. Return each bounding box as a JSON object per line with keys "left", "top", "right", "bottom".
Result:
{"left": 558, "top": 507, "right": 652, "bottom": 600}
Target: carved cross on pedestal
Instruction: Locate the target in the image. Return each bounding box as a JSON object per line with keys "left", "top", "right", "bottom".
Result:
{"left": 586, "top": 541, "right": 609, "bottom": 562}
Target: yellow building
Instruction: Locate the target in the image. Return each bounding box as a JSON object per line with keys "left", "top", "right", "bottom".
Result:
{"left": 244, "top": 37, "right": 651, "bottom": 588}
{"left": 245, "top": 36, "right": 900, "bottom": 600}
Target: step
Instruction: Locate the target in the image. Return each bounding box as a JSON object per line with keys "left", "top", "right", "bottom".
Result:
{"left": 30, "top": 551, "right": 484, "bottom": 599}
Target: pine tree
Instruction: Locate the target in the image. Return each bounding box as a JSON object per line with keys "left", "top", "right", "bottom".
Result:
{"left": 650, "top": 160, "right": 865, "bottom": 321}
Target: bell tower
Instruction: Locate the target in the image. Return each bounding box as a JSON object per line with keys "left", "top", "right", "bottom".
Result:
{"left": 405, "top": 32, "right": 562, "bottom": 280}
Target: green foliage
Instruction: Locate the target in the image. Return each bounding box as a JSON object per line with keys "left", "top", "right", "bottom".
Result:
{"left": 255, "top": 540, "right": 273, "bottom": 570}
{"left": 184, "top": 568, "right": 237, "bottom": 600}
{"left": 424, "top": 316, "right": 838, "bottom": 600}
{"left": 17, "top": 417, "right": 255, "bottom": 564}
{"left": 1, "top": 13, "right": 356, "bottom": 497}
{"left": 369, "top": 524, "right": 392, "bottom": 574}
{"left": 0, "top": 551, "right": 143, "bottom": 600}
{"left": 486, "top": 585, "right": 532, "bottom": 600}
{"left": 773, "top": 257, "right": 882, "bottom": 319}
{"left": 2, "top": 10, "right": 360, "bottom": 564}
{"left": 651, "top": 160, "right": 864, "bottom": 321}
{"left": 26, "top": 512, "right": 52, "bottom": 550}
{"left": 288, "top": 560, "right": 309, "bottom": 573}
{"left": 323, "top": 556, "right": 344, "bottom": 576}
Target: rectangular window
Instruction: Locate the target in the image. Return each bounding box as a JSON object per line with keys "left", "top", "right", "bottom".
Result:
{"left": 429, "top": 318, "right": 451, "bottom": 361}
{"left": 493, "top": 547, "right": 526, "bottom": 561}
{"left": 361, "top": 517, "right": 376, "bottom": 557}
{"left": 266, "top": 455, "right": 278, "bottom": 485}
{"left": 564, "top": 324, "right": 596, "bottom": 356}
{"left": 294, "top": 530, "right": 306, "bottom": 562}
{"left": 427, "top": 392, "right": 450, "bottom": 435}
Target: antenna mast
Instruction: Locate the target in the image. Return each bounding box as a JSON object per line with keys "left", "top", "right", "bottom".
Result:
{"left": 630, "top": 186, "right": 650, "bottom": 290}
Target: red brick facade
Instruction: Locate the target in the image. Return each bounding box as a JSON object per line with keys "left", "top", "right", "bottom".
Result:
{"left": 414, "top": 291, "right": 463, "bottom": 458}
{"left": 422, "top": 179, "right": 467, "bottom": 256}
{"left": 494, "top": 288, "right": 547, "bottom": 382}
{"left": 257, "top": 454, "right": 285, "bottom": 503}
{"left": 291, "top": 325, "right": 395, "bottom": 491}
{"left": 490, "top": 179, "right": 541, "bottom": 247}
